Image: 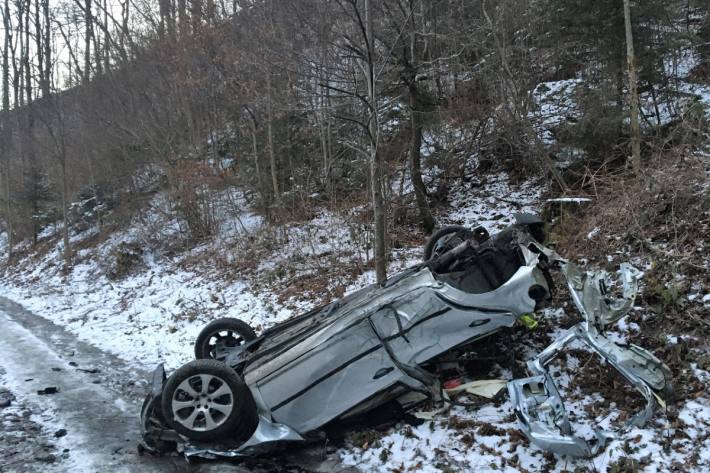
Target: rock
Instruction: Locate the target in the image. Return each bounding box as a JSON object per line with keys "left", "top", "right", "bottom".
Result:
{"left": 54, "top": 429, "right": 67, "bottom": 438}
{"left": 0, "top": 390, "right": 14, "bottom": 408}
{"left": 36, "top": 454, "right": 57, "bottom": 463}
{"left": 51, "top": 367, "right": 62, "bottom": 372}
{"left": 37, "top": 387, "right": 60, "bottom": 395}
{"left": 77, "top": 368, "right": 100, "bottom": 374}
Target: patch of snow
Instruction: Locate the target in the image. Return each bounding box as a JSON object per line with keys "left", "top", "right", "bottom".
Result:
{"left": 546, "top": 197, "right": 592, "bottom": 203}
{"left": 587, "top": 227, "right": 600, "bottom": 240}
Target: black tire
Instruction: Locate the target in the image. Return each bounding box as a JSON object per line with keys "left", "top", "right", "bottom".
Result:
{"left": 423, "top": 225, "right": 469, "bottom": 260}
{"left": 161, "top": 359, "right": 258, "bottom": 442}
{"left": 195, "top": 318, "right": 257, "bottom": 361}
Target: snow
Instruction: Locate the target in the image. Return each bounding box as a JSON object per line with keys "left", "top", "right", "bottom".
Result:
{"left": 546, "top": 197, "right": 592, "bottom": 203}
{"left": 441, "top": 173, "right": 543, "bottom": 232}
{"left": 531, "top": 78, "right": 582, "bottom": 144}
{"left": 587, "top": 227, "right": 600, "bottom": 240}
{"left": 0, "top": 168, "right": 708, "bottom": 471}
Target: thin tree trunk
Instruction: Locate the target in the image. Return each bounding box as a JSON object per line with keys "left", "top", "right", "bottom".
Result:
{"left": 60, "top": 158, "right": 71, "bottom": 268}
{"left": 84, "top": 0, "right": 92, "bottom": 83}
{"left": 365, "top": 0, "right": 387, "bottom": 284}
{"left": 102, "top": 0, "right": 109, "bottom": 71}
{"left": 2, "top": 0, "right": 13, "bottom": 259}
{"left": 178, "top": 0, "right": 187, "bottom": 35}
{"left": 266, "top": 73, "right": 281, "bottom": 208}
{"left": 35, "top": 0, "right": 44, "bottom": 93}
{"left": 23, "top": 0, "right": 31, "bottom": 105}
{"left": 409, "top": 101, "right": 435, "bottom": 233}
{"left": 43, "top": 0, "right": 51, "bottom": 96}
{"left": 623, "top": 0, "right": 641, "bottom": 174}
{"left": 407, "top": 4, "right": 435, "bottom": 233}
{"left": 245, "top": 106, "right": 265, "bottom": 208}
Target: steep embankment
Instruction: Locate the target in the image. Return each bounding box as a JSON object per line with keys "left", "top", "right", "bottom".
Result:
{"left": 1, "top": 164, "right": 709, "bottom": 472}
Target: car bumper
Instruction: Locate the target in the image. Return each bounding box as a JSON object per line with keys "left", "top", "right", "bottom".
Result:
{"left": 507, "top": 321, "right": 672, "bottom": 458}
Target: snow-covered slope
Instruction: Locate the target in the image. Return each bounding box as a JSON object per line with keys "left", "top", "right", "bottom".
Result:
{"left": 0, "top": 170, "right": 707, "bottom": 473}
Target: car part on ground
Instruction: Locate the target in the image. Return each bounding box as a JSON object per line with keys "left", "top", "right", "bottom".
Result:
{"left": 139, "top": 215, "right": 672, "bottom": 461}
{"left": 507, "top": 242, "right": 672, "bottom": 457}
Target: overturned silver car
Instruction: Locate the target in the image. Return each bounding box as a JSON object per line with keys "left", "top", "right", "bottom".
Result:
{"left": 140, "top": 214, "right": 672, "bottom": 459}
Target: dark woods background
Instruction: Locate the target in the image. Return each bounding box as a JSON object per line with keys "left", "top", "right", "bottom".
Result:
{"left": 0, "top": 0, "right": 708, "bottom": 276}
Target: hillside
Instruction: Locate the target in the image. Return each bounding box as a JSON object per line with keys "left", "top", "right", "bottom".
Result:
{"left": 1, "top": 0, "right": 710, "bottom": 472}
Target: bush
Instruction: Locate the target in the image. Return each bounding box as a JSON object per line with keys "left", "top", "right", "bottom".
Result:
{"left": 107, "top": 242, "right": 144, "bottom": 280}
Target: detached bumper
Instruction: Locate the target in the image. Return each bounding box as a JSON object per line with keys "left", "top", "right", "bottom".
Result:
{"left": 508, "top": 323, "right": 672, "bottom": 458}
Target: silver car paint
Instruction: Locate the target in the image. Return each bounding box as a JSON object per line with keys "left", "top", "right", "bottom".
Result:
{"left": 143, "top": 227, "right": 671, "bottom": 460}
{"left": 507, "top": 240, "right": 672, "bottom": 457}
{"left": 247, "top": 261, "right": 542, "bottom": 434}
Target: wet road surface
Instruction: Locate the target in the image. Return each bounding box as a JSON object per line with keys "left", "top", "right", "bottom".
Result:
{"left": 0, "top": 297, "right": 357, "bottom": 473}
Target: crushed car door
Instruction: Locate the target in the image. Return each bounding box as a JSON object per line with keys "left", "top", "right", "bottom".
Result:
{"left": 252, "top": 316, "right": 426, "bottom": 433}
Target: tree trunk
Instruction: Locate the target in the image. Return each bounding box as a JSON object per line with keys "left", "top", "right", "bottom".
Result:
{"left": 178, "top": 0, "right": 187, "bottom": 35}
{"left": 84, "top": 0, "right": 92, "bottom": 83}
{"left": 23, "top": 0, "right": 31, "bottom": 105}
{"left": 365, "top": 0, "right": 387, "bottom": 284}
{"left": 191, "top": 0, "right": 202, "bottom": 34}
{"left": 245, "top": 106, "right": 265, "bottom": 209}
{"left": 2, "top": 0, "right": 13, "bottom": 259}
{"left": 102, "top": 0, "right": 109, "bottom": 71}
{"left": 60, "top": 158, "right": 71, "bottom": 268}
{"left": 409, "top": 100, "right": 435, "bottom": 233}
{"left": 43, "top": 0, "right": 51, "bottom": 96}
{"left": 623, "top": 0, "right": 641, "bottom": 175}
{"left": 407, "top": 5, "right": 435, "bottom": 233}
{"left": 34, "top": 0, "right": 44, "bottom": 94}
{"left": 266, "top": 73, "right": 281, "bottom": 209}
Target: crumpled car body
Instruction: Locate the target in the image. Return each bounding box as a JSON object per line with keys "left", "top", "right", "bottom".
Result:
{"left": 140, "top": 214, "right": 672, "bottom": 459}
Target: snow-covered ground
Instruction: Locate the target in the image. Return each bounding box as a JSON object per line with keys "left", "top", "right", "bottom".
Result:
{"left": 1, "top": 170, "right": 708, "bottom": 472}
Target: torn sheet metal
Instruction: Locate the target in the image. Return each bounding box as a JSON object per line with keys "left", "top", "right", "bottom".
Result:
{"left": 508, "top": 261, "right": 672, "bottom": 458}
{"left": 180, "top": 416, "right": 305, "bottom": 459}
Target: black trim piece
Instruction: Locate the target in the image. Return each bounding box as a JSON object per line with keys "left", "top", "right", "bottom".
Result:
{"left": 373, "top": 367, "right": 395, "bottom": 379}
{"left": 371, "top": 318, "right": 437, "bottom": 390}
{"left": 271, "top": 344, "right": 384, "bottom": 412}
{"left": 434, "top": 293, "right": 513, "bottom": 315}
{"left": 382, "top": 307, "right": 452, "bottom": 342}
{"left": 469, "top": 318, "right": 491, "bottom": 327}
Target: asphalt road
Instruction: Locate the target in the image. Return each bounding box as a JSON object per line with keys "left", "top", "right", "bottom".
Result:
{"left": 0, "top": 297, "right": 357, "bottom": 473}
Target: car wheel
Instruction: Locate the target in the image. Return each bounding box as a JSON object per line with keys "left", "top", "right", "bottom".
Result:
{"left": 161, "top": 359, "right": 258, "bottom": 442}
{"left": 195, "top": 318, "right": 257, "bottom": 361}
{"left": 423, "top": 225, "right": 469, "bottom": 260}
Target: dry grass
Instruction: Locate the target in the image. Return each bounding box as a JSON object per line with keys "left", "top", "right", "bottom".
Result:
{"left": 554, "top": 151, "right": 708, "bottom": 270}
{"left": 551, "top": 147, "right": 710, "bottom": 413}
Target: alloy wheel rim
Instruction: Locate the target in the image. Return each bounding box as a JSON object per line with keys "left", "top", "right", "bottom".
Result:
{"left": 172, "top": 374, "right": 234, "bottom": 431}
{"left": 207, "top": 330, "right": 244, "bottom": 360}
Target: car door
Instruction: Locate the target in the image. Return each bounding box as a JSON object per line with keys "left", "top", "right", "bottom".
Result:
{"left": 252, "top": 316, "right": 413, "bottom": 433}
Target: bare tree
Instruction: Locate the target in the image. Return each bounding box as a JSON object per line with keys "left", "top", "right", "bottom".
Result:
{"left": 623, "top": 0, "right": 641, "bottom": 174}
{"left": 1, "top": 0, "right": 13, "bottom": 258}
{"left": 364, "top": 0, "right": 387, "bottom": 284}
{"left": 84, "top": 0, "right": 92, "bottom": 82}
